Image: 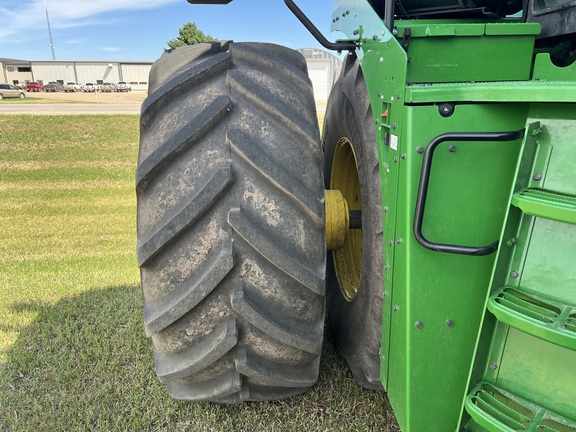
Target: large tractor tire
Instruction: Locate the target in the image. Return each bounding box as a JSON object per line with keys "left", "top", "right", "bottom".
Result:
{"left": 136, "top": 41, "right": 326, "bottom": 403}
{"left": 322, "top": 55, "right": 384, "bottom": 390}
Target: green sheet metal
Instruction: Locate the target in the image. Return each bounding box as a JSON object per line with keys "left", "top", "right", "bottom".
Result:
{"left": 331, "top": 1, "right": 576, "bottom": 430}
{"left": 405, "top": 81, "right": 576, "bottom": 104}
{"left": 462, "top": 104, "right": 576, "bottom": 431}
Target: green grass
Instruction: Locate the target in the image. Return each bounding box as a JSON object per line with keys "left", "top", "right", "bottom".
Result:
{"left": 0, "top": 115, "right": 399, "bottom": 432}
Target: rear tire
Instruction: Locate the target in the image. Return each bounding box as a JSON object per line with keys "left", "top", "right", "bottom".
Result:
{"left": 322, "top": 54, "right": 384, "bottom": 390}
{"left": 137, "top": 41, "right": 326, "bottom": 403}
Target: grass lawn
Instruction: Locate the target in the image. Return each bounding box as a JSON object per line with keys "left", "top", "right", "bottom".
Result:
{"left": 0, "top": 115, "right": 399, "bottom": 432}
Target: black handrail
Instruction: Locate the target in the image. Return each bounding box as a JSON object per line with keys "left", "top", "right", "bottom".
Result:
{"left": 284, "top": 0, "right": 357, "bottom": 52}
{"left": 413, "top": 129, "right": 525, "bottom": 256}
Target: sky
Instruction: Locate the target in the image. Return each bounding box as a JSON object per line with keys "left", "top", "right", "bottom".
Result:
{"left": 0, "top": 0, "right": 341, "bottom": 62}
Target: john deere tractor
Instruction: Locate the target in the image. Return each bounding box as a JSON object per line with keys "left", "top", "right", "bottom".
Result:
{"left": 136, "top": 0, "right": 576, "bottom": 430}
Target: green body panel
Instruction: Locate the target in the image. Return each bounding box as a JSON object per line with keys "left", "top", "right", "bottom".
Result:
{"left": 331, "top": 1, "right": 576, "bottom": 431}
{"left": 395, "top": 21, "right": 540, "bottom": 83}
{"left": 463, "top": 104, "right": 576, "bottom": 431}
{"left": 389, "top": 103, "right": 526, "bottom": 431}
{"left": 405, "top": 81, "right": 576, "bottom": 104}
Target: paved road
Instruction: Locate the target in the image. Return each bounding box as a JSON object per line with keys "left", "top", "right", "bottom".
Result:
{"left": 0, "top": 103, "right": 141, "bottom": 115}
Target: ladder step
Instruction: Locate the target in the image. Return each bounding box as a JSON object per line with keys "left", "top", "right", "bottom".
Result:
{"left": 465, "top": 382, "right": 576, "bottom": 432}
{"left": 488, "top": 287, "right": 576, "bottom": 350}
{"left": 511, "top": 188, "right": 576, "bottom": 224}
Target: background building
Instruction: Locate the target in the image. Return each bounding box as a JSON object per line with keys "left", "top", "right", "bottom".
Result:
{"left": 30, "top": 61, "right": 153, "bottom": 91}
{"left": 1, "top": 58, "right": 33, "bottom": 86}
{"left": 1, "top": 49, "right": 341, "bottom": 96}
{"left": 298, "top": 48, "right": 342, "bottom": 102}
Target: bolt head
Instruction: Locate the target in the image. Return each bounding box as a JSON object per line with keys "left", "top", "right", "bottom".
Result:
{"left": 416, "top": 146, "right": 424, "bottom": 154}
{"left": 415, "top": 321, "right": 423, "bottom": 329}
{"left": 511, "top": 271, "right": 519, "bottom": 278}
{"left": 446, "top": 320, "right": 454, "bottom": 327}
{"left": 534, "top": 173, "right": 542, "bottom": 181}
{"left": 489, "top": 362, "right": 498, "bottom": 370}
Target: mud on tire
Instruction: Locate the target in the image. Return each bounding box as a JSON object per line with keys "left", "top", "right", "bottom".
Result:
{"left": 136, "top": 42, "right": 326, "bottom": 403}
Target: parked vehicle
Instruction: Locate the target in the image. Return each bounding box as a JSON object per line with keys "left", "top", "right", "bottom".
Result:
{"left": 0, "top": 84, "right": 25, "bottom": 99}
{"left": 116, "top": 81, "right": 131, "bottom": 92}
{"left": 26, "top": 82, "right": 44, "bottom": 92}
{"left": 44, "top": 82, "right": 63, "bottom": 92}
{"left": 137, "top": 1, "right": 576, "bottom": 431}
{"left": 82, "top": 83, "right": 97, "bottom": 92}
{"left": 100, "top": 82, "right": 116, "bottom": 92}
{"left": 63, "top": 82, "right": 81, "bottom": 92}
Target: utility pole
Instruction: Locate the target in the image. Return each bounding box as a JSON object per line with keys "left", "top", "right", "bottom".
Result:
{"left": 45, "top": 0, "right": 56, "bottom": 60}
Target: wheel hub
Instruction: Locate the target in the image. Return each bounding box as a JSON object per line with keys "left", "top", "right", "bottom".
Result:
{"left": 326, "top": 137, "right": 362, "bottom": 302}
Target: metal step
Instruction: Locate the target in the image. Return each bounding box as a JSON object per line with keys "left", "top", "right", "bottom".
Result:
{"left": 465, "top": 382, "right": 576, "bottom": 432}
{"left": 511, "top": 188, "right": 576, "bottom": 225}
{"left": 488, "top": 287, "right": 576, "bottom": 350}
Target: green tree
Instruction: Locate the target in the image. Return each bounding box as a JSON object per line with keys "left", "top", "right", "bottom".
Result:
{"left": 167, "top": 22, "right": 215, "bottom": 49}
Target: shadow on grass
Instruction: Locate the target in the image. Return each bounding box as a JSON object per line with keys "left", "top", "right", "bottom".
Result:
{"left": 0, "top": 285, "right": 399, "bottom": 432}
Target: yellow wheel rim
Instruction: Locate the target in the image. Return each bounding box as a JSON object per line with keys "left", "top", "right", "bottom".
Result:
{"left": 330, "top": 137, "right": 362, "bottom": 302}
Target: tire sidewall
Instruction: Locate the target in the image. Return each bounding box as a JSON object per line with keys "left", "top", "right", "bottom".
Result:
{"left": 322, "top": 59, "right": 383, "bottom": 389}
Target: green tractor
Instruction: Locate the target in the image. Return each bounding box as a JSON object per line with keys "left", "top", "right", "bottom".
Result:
{"left": 136, "top": 0, "right": 576, "bottom": 430}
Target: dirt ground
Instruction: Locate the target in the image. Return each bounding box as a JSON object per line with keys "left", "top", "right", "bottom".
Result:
{"left": 26, "top": 90, "right": 148, "bottom": 104}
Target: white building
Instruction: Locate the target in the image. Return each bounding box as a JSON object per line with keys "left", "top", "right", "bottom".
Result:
{"left": 30, "top": 61, "right": 153, "bottom": 91}
{"left": 1, "top": 48, "right": 341, "bottom": 97}
{"left": 0, "top": 58, "right": 33, "bottom": 86}
{"left": 298, "top": 48, "right": 342, "bottom": 102}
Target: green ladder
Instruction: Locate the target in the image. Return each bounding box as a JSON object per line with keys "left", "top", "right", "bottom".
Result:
{"left": 462, "top": 117, "right": 576, "bottom": 431}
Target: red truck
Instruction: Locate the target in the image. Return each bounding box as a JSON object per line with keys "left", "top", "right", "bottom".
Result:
{"left": 26, "top": 82, "right": 44, "bottom": 92}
